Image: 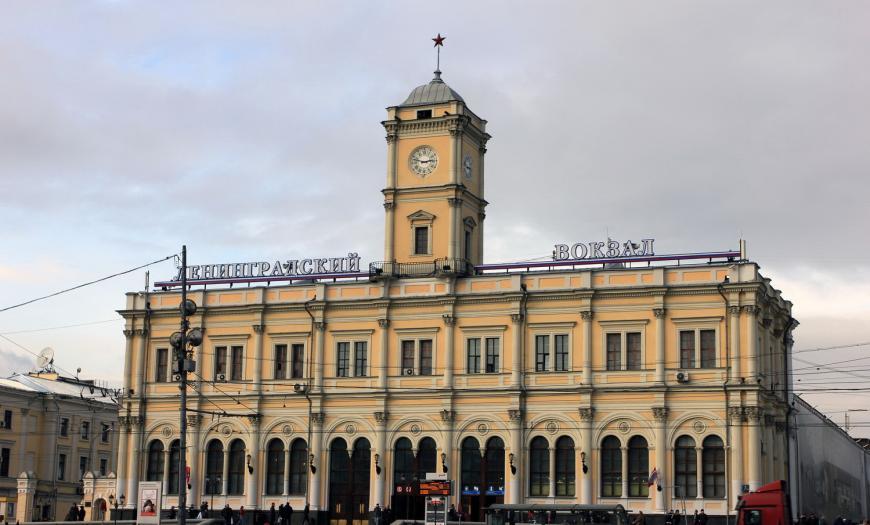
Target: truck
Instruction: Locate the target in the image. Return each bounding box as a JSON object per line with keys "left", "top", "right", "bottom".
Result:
{"left": 736, "top": 480, "right": 793, "bottom": 525}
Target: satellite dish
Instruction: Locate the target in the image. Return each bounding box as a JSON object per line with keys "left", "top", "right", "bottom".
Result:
{"left": 36, "top": 347, "right": 55, "bottom": 369}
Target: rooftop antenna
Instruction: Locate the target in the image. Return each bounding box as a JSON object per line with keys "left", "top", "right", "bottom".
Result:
{"left": 145, "top": 270, "right": 150, "bottom": 292}
{"left": 36, "top": 347, "right": 55, "bottom": 371}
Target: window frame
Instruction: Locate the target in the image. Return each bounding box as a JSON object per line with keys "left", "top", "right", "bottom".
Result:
{"left": 672, "top": 318, "right": 721, "bottom": 370}
{"left": 674, "top": 435, "right": 698, "bottom": 499}
{"left": 462, "top": 327, "right": 505, "bottom": 375}
{"left": 395, "top": 328, "right": 439, "bottom": 377}
{"left": 600, "top": 436, "right": 622, "bottom": 498}
{"left": 600, "top": 320, "right": 648, "bottom": 372}
{"left": 155, "top": 348, "right": 169, "bottom": 383}
{"left": 702, "top": 435, "right": 726, "bottom": 499}
{"left": 332, "top": 330, "right": 374, "bottom": 378}
{"left": 555, "top": 436, "right": 575, "bottom": 497}
{"left": 627, "top": 436, "right": 649, "bottom": 497}
{"left": 267, "top": 334, "right": 307, "bottom": 381}
{"left": 407, "top": 210, "right": 436, "bottom": 257}
{"left": 529, "top": 324, "right": 575, "bottom": 373}
{"left": 274, "top": 344, "right": 288, "bottom": 379}
{"left": 354, "top": 341, "right": 369, "bottom": 377}
{"left": 528, "top": 436, "right": 549, "bottom": 497}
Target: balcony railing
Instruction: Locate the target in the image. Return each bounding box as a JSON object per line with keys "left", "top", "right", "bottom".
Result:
{"left": 369, "top": 258, "right": 473, "bottom": 280}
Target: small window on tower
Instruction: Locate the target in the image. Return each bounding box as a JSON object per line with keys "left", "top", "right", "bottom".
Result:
{"left": 414, "top": 227, "right": 429, "bottom": 255}
{"left": 416, "top": 109, "right": 432, "bottom": 119}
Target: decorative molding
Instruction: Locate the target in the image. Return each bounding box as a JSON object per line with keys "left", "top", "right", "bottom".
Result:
{"left": 378, "top": 319, "right": 390, "bottom": 329}
{"left": 692, "top": 420, "right": 706, "bottom": 434}
{"left": 442, "top": 315, "right": 456, "bottom": 326}
{"left": 510, "top": 313, "right": 524, "bottom": 324}
{"left": 123, "top": 329, "right": 135, "bottom": 339}
{"left": 409, "top": 424, "right": 421, "bottom": 436}
{"left": 345, "top": 424, "right": 357, "bottom": 435}
{"left": 773, "top": 328, "right": 784, "bottom": 337}
{"left": 578, "top": 408, "right": 594, "bottom": 422}
{"left": 617, "top": 421, "right": 631, "bottom": 434}
{"left": 252, "top": 324, "right": 265, "bottom": 334}
{"left": 508, "top": 409, "right": 523, "bottom": 422}
{"left": 440, "top": 409, "right": 455, "bottom": 422}
{"left": 282, "top": 425, "right": 292, "bottom": 435}
{"left": 311, "top": 412, "right": 326, "bottom": 424}
{"left": 476, "top": 423, "right": 488, "bottom": 435}
{"left": 161, "top": 426, "right": 173, "bottom": 438}
{"left": 763, "top": 414, "right": 775, "bottom": 426}
{"left": 653, "top": 308, "right": 666, "bottom": 319}
{"left": 374, "top": 411, "right": 389, "bottom": 423}
{"left": 247, "top": 414, "right": 262, "bottom": 426}
{"left": 762, "top": 318, "right": 773, "bottom": 329}
{"left": 447, "top": 197, "right": 463, "bottom": 208}
{"left": 134, "top": 329, "right": 148, "bottom": 337}
{"left": 651, "top": 407, "right": 669, "bottom": 422}
{"left": 727, "top": 407, "right": 745, "bottom": 422}
{"left": 774, "top": 421, "right": 786, "bottom": 433}
{"left": 314, "top": 322, "right": 327, "bottom": 332}
{"left": 186, "top": 415, "right": 202, "bottom": 428}
{"left": 728, "top": 306, "right": 742, "bottom": 316}
{"left": 742, "top": 305, "right": 759, "bottom": 316}
{"left": 385, "top": 133, "right": 398, "bottom": 144}
{"left": 383, "top": 201, "right": 394, "bottom": 211}
{"left": 744, "top": 406, "right": 762, "bottom": 421}
{"left": 545, "top": 421, "right": 559, "bottom": 434}
{"left": 580, "top": 310, "right": 593, "bottom": 321}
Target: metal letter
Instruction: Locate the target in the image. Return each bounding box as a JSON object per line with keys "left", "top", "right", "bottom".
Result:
{"left": 641, "top": 238, "right": 655, "bottom": 256}
{"left": 259, "top": 262, "right": 271, "bottom": 276}
{"left": 621, "top": 241, "right": 637, "bottom": 257}
{"left": 202, "top": 265, "right": 212, "bottom": 279}
{"left": 191, "top": 266, "right": 201, "bottom": 280}
{"left": 571, "top": 243, "right": 588, "bottom": 259}
{"left": 606, "top": 239, "right": 620, "bottom": 258}
{"left": 271, "top": 261, "right": 284, "bottom": 277}
{"left": 590, "top": 242, "right": 605, "bottom": 258}
{"left": 315, "top": 258, "right": 327, "bottom": 274}
{"left": 330, "top": 258, "right": 341, "bottom": 273}
{"left": 554, "top": 244, "right": 570, "bottom": 261}
{"left": 348, "top": 253, "right": 361, "bottom": 272}
{"left": 300, "top": 259, "right": 313, "bottom": 274}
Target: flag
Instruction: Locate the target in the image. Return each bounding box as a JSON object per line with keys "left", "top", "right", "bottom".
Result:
{"left": 647, "top": 467, "right": 658, "bottom": 487}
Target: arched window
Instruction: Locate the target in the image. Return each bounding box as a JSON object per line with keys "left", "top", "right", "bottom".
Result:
{"left": 460, "top": 437, "right": 481, "bottom": 494}
{"left": 266, "top": 439, "right": 285, "bottom": 495}
{"left": 702, "top": 435, "right": 725, "bottom": 498}
{"left": 529, "top": 437, "right": 549, "bottom": 497}
{"left": 394, "top": 438, "right": 414, "bottom": 484}
{"left": 674, "top": 435, "right": 697, "bottom": 498}
{"left": 146, "top": 440, "right": 164, "bottom": 482}
{"left": 168, "top": 440, "right": 180, "bottom": 494}
{"left": 627, "top": 436, "right": 648, "bottom": 497}
{"left": 485, "top": 437, "right": 505, "bottom": 494}
{"left": 600, "top": 436, "right": 621, "bottom": 497}
{"left": 227, "top": 439, "right": 246, "bottom": 495}
{"left": 352, "top": 438, "right": 371, "bottom": 501}
{"left": 205, "top": 440, "right": 223, "bottom": 495}
{"left": 330, "top": 438, "right": 350, "bottom": 503}
{"left": 418, "top": 437, "right": 437, "bottom": 476}
{"left": 289, "top": 438, "right": 308, "bottom": 495}
{"left": 555, "top": 436, "right": 575, "bottom": 497}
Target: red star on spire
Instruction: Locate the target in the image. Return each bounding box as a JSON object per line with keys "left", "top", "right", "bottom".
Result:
{"left": 432, "top": 33, "right": 446, "bottom": 47}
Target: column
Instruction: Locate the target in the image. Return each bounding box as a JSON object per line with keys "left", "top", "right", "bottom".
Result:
{"left": 135, "top": 329, "right": 148, "bottom": 398}
{"left": 653, "top": 309, "right": 666, "bottom": 382}
{"left": 310, "top": 412, "right": 325, "bottom": 510}
{"left": 620, "top": 446, "right": 629, "bottom": 500}
{"left": 508, "top": 409, "right": 523, "bottom": 504}
{"left": 123, "top": 329, "right": 135, "bottom": 395}
{"left": 744, "top": 306, "right": 759, "bottom": 380}
{"left": 163, "top": 448, "right": 171, "bottom": 495}
{"left": 314, "top": 322, "right": 326, "bottom": 391}
{"left": 443, "top": 316, "right": 455, "bottom": 389}
{"left": 449, "top": 128, "right": 460, "bottom": 183}
{"left": 695, "top": 447, "right": 703, "bottom": 498}
{"left": 378, "top": 319, "right": 390, "bottom": 389}
{"left": 580, "top": 311, "right": 593, "bottom": 384}
{"left": 511, "top": 314, "right": 524, "bottom": 387}
{"left": 188, "top": 415, "right": 202, "bottom": 512}
{"left": 729, "top": 307, "right": 742, "bottom": 380}
{"left": 746, "top": 407, "right": 762, "bottom": 490}
{"left": 17, "top": 408, "right": 29, "bottom": 479}
{"left": 283, "top": 447, "right": 291, "bottom": 496}
{"left": 728, "top": 407, "right": 744, "bottom": 506}
{"left": 579, "top": 408, "right": 594, "bottom": 504}
{"left": 384, "top": 133, "right": 397, "bottom": 262}
{"left": 384, "top": 202, "right": 395, "bottom": 263}
{"left": 247, "top": 415, "right": 261, "bottom": 507}
{"left": 222, "top": 448, "right": 230, "bottom": 495}
{"left": 447, "top": 197, "right": 461, "bottom": 261}
{"left": 253, "top": 325, "right": 265, "bottom": 388}
{"left": 128, "top": 417, "right": 143, "bottom": 506}
{"left": 375, "top": 412, "right": 388, "bottom": 506}
{"left": 477, "top": 145, "right": 486, "bottom": 262}
{"left": 440, "top": 409, "right": 455, "bottom": 484}
{"left": 652, "top": 407, "right": 668, "bottom": 513}
{"left": 549, "top": 446, "right": 557, "bottom": 498}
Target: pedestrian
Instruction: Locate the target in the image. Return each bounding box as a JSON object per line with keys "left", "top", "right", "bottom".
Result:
{"left": 240, "top": 506, "right": 246, "bottom": 525}
{"left": 78, "top": 506, "right": 86, "bottom": 522}
{"left": 222, "top": 504, "right": 233, "bottom": 525}
{"left": 692, "top": 510, "right": 698, "bottom": 525}
{"left": 448, "top": 505, "right": 458, "bottom": 522}
{"left": 270, "top": 503, "right": 277, "bottom": 525}
{"left": 286, "top": 503, "right": 294, "bottom": 525}
{"left": 65, "top": 504, "right": 79, "bottom": 521}
{"left": 673, "top": 510, "right": 682, "bottom": 525}
{"left": 302, "top": 504, "right": 310, "bottom": 525}
{"left": 373, "top": 504, "right": 383, "bottom": 525}
{"left": 697, "top": 510, "right": 708, "bottom": 525}
{"left": 665, "top": 510, "right": 674, "bottom": 525}
{"left": 169, "top": 507, "right": 177, "bottom": 519}
{"left": 632, "top": 512, "right": 646, "bottom": 525}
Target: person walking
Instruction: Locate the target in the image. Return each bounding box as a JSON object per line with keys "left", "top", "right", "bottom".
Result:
{"left": 269, "top": 503, "right": 277, "bottom": 525}
{"left": 631, "top": 512, "right": 646, "bottom": 525}
{"left": 222, "top": 504, "right": 233, "bottom": 525}
{"left": 286, "top": 503, "right": 294, "bottom": 525}
{"left": 301, "top": 504, "right": 310, "bottom": 525}
{"left": 697, "top": 510, "right": 708, "bottom": 525}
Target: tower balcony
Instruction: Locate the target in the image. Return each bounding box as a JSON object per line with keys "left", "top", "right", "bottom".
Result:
{"left": 368, "top": 258, "right": 473, "bottom": 280}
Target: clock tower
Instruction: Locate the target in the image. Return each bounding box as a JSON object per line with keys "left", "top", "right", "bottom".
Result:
{"left": 381, "top": 69, "right": 490, "bottom": 272}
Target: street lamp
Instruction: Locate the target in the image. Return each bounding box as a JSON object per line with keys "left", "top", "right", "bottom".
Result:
{"left": 108, "top": 493, "right": 125, "bottom": 525}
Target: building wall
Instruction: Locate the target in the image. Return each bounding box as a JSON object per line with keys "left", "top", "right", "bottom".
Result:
{"left": 117, "top": 261, "right": 793, "bottom": 518}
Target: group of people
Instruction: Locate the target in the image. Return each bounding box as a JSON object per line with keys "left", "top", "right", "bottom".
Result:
{"left": 658, "top": 509, "right": 708, "bottom": 525}
{"left": 209, "top": 502, "right": 310, "bottom": 525}
{"left": 63, "top": 505, "right": 86, "bottom": 521}
{"left": 802, "top": 514, "right": 870, "bottom": 525}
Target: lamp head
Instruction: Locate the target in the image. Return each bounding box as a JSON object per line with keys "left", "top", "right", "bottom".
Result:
{"left": 170, "top": 331, "right": 183, "bottom": 349}
{"left": 187, "top": 327, "right": 204, "bottom": 347}
{"left": 181, "top": 299, "right": 197, "bottom": 317}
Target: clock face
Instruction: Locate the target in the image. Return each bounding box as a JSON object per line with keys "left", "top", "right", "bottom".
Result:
{"left": 410, "top": 146, "right": 438, "bottom": 176}
{"left": 463, "top": 155, "right": 473, "bottom": 179}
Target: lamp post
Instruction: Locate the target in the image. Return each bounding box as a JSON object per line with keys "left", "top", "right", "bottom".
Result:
{"left": 109, "top": 493, "right": 125, "bottom": 525}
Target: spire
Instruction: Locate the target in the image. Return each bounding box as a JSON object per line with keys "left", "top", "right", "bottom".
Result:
{"left": 432, "top": 33, "right": 445, "bottom": 74}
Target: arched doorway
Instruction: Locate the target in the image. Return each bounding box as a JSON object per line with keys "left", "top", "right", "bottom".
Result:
{"left": 459, "top": 436, "right": 504, "bottom": 521}
{"left": 93, "top": 499, "right": 107, "bottom": 521}
{"left": 391, "top": 437, "right": 437, "bottom": 519}
{"left": 328, "top": 438, "right": 371, "bottom": 525}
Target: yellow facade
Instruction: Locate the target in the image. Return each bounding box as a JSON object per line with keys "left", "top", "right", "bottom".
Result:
{"left": 117, "top": 70, "right": 794, "bottom": 522}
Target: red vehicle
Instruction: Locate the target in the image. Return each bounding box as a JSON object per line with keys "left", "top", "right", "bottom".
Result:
{"left": 736, "top": 480, "right": 793, "bottom": 525}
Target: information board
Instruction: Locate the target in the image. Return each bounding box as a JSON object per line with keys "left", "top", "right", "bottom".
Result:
{"left": 420, "top": 480, "right": 452, "bottom": 496}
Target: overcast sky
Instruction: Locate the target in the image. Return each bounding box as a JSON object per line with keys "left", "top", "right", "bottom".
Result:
{"left": 1, "top": 1, "right": 868, "bottom": 435}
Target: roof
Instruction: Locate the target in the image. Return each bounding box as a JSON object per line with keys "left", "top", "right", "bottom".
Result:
{"left": 399, "top": 70, "right": 465, "bottom": 107}
{"left": 0, "top": 372, "right": 118, "bottom": 406}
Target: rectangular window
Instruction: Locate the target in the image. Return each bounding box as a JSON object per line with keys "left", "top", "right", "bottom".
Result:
{"left": 626, "top": 332, "right": 642, "bottom": 370}
{"left": 79, "top": 456, "right": 88, "bottom": 480}
{"left": 214, "top": 346, "right": 227, "bottom": 379}
{"left": 60, "top": 418, "right": 69, "bottom": 437}
{"left": 464, "top": 230, "right": 472, "bottom": 260}
{"left": 535, "top": 335, "right": 549, "bottom": 372}
{"left": 80, "top": 421, "right": 89, "bottom": 440}
{"left": 416, "top": 109, "right": 432, "bottom": 119}
{"left": 230, "top": 346, "right": 243, "bottom": 381}
{"left": 554, "top": 334, "right": 569, "bottom": 372}
{"left": 3, "top": 410, "right": 11, "bottom": 430}
{"left": 700, "top": 329, "right": 716, "bottom": 368}
{"left": 336, "top": 342, "right": 350, "bottom": 377}
{"left": 606, "top": 334, "right": 621, "bottom": 371}
{"left": 291, "top": 344, "right": 305, "bottom": 378}
{"left": 101, "top": 424, "right": 110, "bottom": 443}
{"left": 274, "top": 344, "right": 287, "bottom": 379}
{"left": 414, "top": 227, "right": 429, "bottom": 255}
{"left": 680, "top": 331, "right": 695, "bottom": 369}
{"left": 354, "top": 342, "right": 368, "bottom": 377}
{"left": 401, "top": 340, "right": 415, "bottom": 373}
{"left": 0, "top": 448, "right": 10, "bottom": 476}
{"left": 419, "top": 340, "right": 433, "bottom": 376}
{"left": 57, "top": 454, "right": 66, "bottom": 480}
{"left": 155, "top": 348, "right": 168, "bottom": 383}
{"left": 99, "top": 458, "right": 108, "bottom": 476}
{"left": 467, "top": 338, "right": 481, "bottom": 374}
{"left": 485, "top": 338, "right": 499, "bottom": 373}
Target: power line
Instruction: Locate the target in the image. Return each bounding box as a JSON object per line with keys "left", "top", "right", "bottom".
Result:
{"left": 0, "top": 254, "right": 175, "bottom": 313}
{"left": 0, "top": 318, "right": 122, "bottom": 335}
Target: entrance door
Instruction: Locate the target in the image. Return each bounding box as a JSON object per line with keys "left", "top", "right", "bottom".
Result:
{"left": 459, "top": 436, "right": 504, "bottom": 521}
{"left": 328, "top": 438, "right": 371, "bottom": 525}
{"left": 391, "top": 437, "right": 437, "bottom": 520}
